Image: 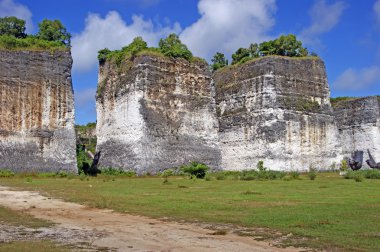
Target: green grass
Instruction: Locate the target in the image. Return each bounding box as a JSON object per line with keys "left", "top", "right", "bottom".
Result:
{"left": 0, "top": 241, "right": 68, "bottom": 252}
{"left": 1, "top": 173, "right": 380, "bottom": 251}
{"left": 0, "top": 206, "right": 53, "bottom": 228}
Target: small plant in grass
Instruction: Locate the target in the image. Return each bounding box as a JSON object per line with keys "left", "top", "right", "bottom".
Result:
{"left": 215, "top": 172, "right": 226, "bottom": 180}
{"left": 340, "top": 159, "right": 348, "bottom": 175}
{"left": 160, "top": 169, "right": 174, "bottom": 178}
{"left": 0, "top": 169, "right": 15, "bottom": 177}
{"left": 308, "top": 165, "right": 317, "bottom": 180}
{"left": 180, "top": 161, "right": 209, "bottom": 179}
{"left": 289, "top": 171, "right": 300, "bottom": 179}
{"left": 204, "top": 173, "right": 213, "bottom": 181}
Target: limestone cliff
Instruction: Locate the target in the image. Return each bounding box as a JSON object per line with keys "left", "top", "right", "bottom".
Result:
{"left": 214, "top": 56, "right": 342, "bottom": 171}
{"left": 0, "top": 50, "right": 77, "bottom": 173}
{"left": 333, "top": 96, "right": 380, "bottom": 167}
{"left": 96, "top": 54, "right": 220, "bottom": 173}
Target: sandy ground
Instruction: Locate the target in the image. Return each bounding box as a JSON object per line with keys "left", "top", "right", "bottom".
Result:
{"left": 0, "top": 186, "right": 305, "bottom": 252}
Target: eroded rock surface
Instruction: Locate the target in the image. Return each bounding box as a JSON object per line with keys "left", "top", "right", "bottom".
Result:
{"left": 96, "top": 54, "right": 220, "bottom": 172}
{"left": 333, "top": 96, "right": 380, "bottom": 168}
{"left": 0, "top": 50, "right": 76, "bottom": 173}
{"left": 214, "top": 57, "right": 342, "bottom": 171}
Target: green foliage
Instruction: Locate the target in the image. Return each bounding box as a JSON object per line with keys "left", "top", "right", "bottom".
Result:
{"left": 160, "top": 169, "right": 175, "bottom": 178}
{"left": 76, "top": 145, "right": 92, "bottom": 174}
{"left": 37, "top": 19, "right": 71, "bottom": 46}
{"left": 231, "top": 47, "right": 250, "bottom": 65}
{"left": 98, "top": 34, "right": 196, "bottom": 65}
{"left": 345, "top": 170, "right": 380, "bottom": 180}
{"left": 0, "top": 34, "right": 66, "bottom": 50}
{"left": 296, "top": 99, "right": 320, "bottom": 112}
{"left": 289, "top": 171, "right": 300, "bottom": 179}
{"left": 98, "top": 48, "right": 111, "bottom": 63}
{"left": 340, "top": 159, "right": 348, "bottom": 171}
{"left": 0, "top": 169, "right": 15, "bottom": 177}
{"left": 101, "top": 167, "right": 136, "bottom": 177}
{"left": 0, "top": 17, "right": 70, "bottom": 50}
{"left": 98, "top": 36, "right": 149, "bottom": 65}
{"left": 181, "top": 161, "right": 209, "bottom": 179}
{"left": 158, "top": 33, "right": 193, "bottom": 60}
{"left": 230, "top": 34, "right": 310, "bottom": 66}
{"left": 0, "top": 16, "right": 26, "bottom": 38}
{"left": 308, "top": 166, "right": 317, "bottom": 180}
{"left": 330, "top": 96, "right": 357, "bottom": 107}
{"left": 211, "top": 52, "right": 228, "bottom": 71}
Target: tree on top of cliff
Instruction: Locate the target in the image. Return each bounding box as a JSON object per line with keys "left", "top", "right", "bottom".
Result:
{"left": 121, "top": 36, "right": 147, "bottom": 57}
{"left": 231, "top": 34, "right": 310, "bottom": 65}
{"left": 211, "top": 52, "right": 229, "bottom": 71}
{"left": 37, "top": 19, "right": 71, "bottom": 47}
{"left": 0, "top": 16, "right": 26, "bottom": 38}
{"left": 98, "top": 36, "right": 148, "bottom": 65}
{"left": 159, "top": 34, "right": 193, "bottom": 61}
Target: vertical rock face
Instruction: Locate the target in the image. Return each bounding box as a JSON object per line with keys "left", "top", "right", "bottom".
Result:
{"left": 333, "top": 97, "right": 380, "bottom": 167}
{"left": 214, "top": 57, "right": 342, "bottom": 171}
{"left": 96, "top": 54, "right": 220, "bottom": 173}
{"left": 0, "top": 50, "right": 77, "bottom": 173}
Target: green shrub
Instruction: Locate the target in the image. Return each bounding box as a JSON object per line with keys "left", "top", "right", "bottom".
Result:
{"left": 362, "top": 169, "right": 380, "bottom": 179}
{"left": 159, "top": 33, "right": 193, "bottom": 60}
{"left": 180, "top": 161, "right": 209, "bottom": 179}
{"left": 308, "top": 165, "right": 317, "bottom": 180}
{"left": 341, "top": 159, "right": 348, "bottom": 171}
{"left": 345, "top": 170, "right": 380, "bottom": 180}
{"left": 0, "top": 169, "right": 15, "bottom": 177}
{"left": 289, "top": 171, "right": 300, "bottom": 179}
{"left": 160, "top": 169, "right": 174, "bottom": 178}
{"left": 101, "top": 167, "right": 136, "bottom": 177}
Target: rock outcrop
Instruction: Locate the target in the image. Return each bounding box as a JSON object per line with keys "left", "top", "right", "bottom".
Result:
{"left": 0, "top": 50, "right": 77, "bottom": 173}
{"left": 214, "top": 57, "right": 342, "bottom": 171}
{"left": 96, "top": 54, "right": 220, "bottom": 173}
{"left": 333, "top": 96, "right": 380, "bottom": 168}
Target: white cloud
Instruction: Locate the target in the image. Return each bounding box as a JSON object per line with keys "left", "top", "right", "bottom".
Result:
{"left": 375, "top": 0, "right": 380, "bottom": 23}
{"left": 179, "top": 0, "right": 277, "bottom": 60}
{"left": 71, "top": 11, "right": 181, "bottom": 72}
{"left": 300, "top": 0, "right": 347, "bottom": 46}
{"left": 75, "top": 88, "right": 97, "bottom": 108}
{"left": 333, "top": 66, "right": 380, "bottom": 91}
{"left": 0, "top": 0, "right": 33, "bottom": 32}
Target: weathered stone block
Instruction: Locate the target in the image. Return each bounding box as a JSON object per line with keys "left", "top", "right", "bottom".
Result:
{"left": 333, "top": 96, "right": 380, "bottom": 168}
{"left": 96, "top": 54, "right": 220, "bottom": 173}
{"left": 214, "top": 57, "right": 342, "bottom": 171}
{"left": 0, "top": 50, "right": 77, "bottom": 173}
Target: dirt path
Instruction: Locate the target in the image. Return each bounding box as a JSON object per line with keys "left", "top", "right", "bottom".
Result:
{"left": 0, "top": 186, "right": 304, "bottom": 252}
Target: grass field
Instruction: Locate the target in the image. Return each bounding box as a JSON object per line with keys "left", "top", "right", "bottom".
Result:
{"left": 1, "top": 172, "right": 379, "bottom": 251}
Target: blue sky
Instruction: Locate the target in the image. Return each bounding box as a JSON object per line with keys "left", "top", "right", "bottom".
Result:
{"left": 1, "top": 0, "right": 380, "bottom": 124}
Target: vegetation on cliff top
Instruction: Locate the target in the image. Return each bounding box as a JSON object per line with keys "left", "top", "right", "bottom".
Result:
{"left": 0, "top": 16, "right": 70, "bottom": 51}
{"left": 212, "top": 34, "right": 317, "bottom": 71}
{"left": 98, "top": 34, "right": 196, "bottom": 65}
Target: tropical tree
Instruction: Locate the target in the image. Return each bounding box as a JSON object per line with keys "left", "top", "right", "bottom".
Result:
{"left": 37, "top": 19, "right": 71, "bottom": 46}
{"left": 0, "top": 16, "right": 26, "bottom": 38}
{"left": 158, "top": 33, "right": 193, "bottom": 60}
{"left": 211, "top": 52, "right": 228, "bottom": 71}
{"left": 231, "top": 47, "right": 250, "bottom": 65}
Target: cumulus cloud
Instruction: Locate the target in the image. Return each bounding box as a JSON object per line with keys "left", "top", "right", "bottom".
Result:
{"left": 333, "top": 66, "right": 380, "bottom": 91}
{"left": 71, "top": 11, "right": 181, "bottom": 72}
{"left": 180, "top": 0, "right": 277, "bottom": 60}
{"left": 300, "top": 0, "right": 347, "bottom": 46}
{"left": 0, "top": 0, "right": 33, "bottom": 32}
{"left": 375, "top": 0, "right": 380, "bottom": 23}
